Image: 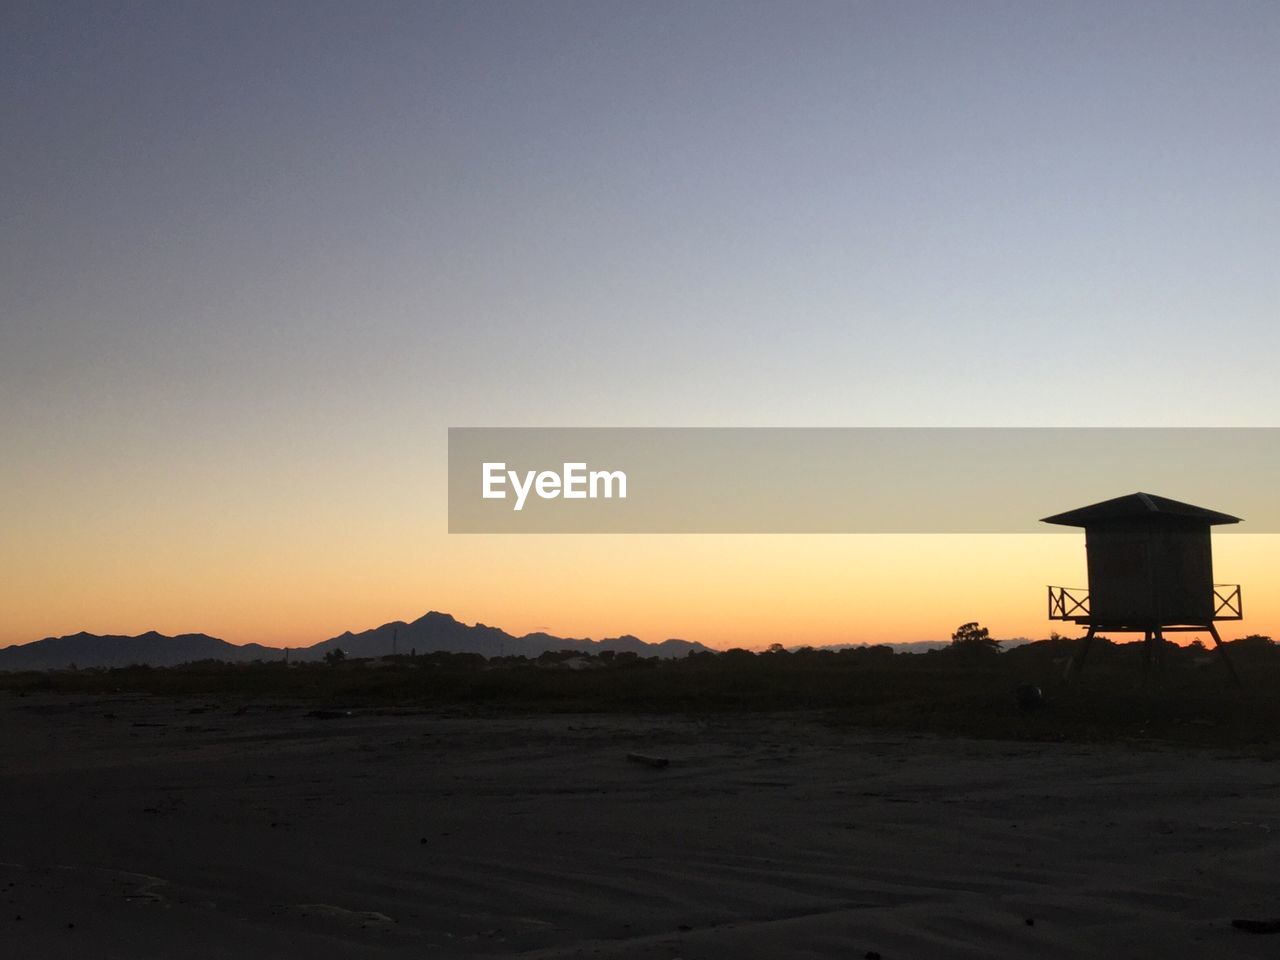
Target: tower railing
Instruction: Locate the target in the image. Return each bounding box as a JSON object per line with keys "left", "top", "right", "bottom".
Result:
{"left": 1048, "top": 583, "right": 1242, "bottom": 622}
{"left": 1047, "top": 585, "right": 1089, "bottom": 621}
{"left": 1213, "top": 584, "right": 1243, "bottom": 620}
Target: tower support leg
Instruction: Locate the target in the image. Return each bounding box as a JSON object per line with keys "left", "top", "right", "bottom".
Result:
{"left": 1064, "top": 625, "right": 1096, "bottom": 683}
{"left": 1141, "top": 629, "right": 1154, "bottom": 686}
{"left": 1206, "top": 623, "right": 1243, "bottom": 688}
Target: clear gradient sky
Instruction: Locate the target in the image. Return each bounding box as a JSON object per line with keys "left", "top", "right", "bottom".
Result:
{"left": 2, "top": 1, "right": 1277, "bottom": 649}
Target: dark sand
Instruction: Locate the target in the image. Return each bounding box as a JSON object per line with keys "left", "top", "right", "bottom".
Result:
{"left": 1, "top": 692, "right": 1277, "bottom": 958}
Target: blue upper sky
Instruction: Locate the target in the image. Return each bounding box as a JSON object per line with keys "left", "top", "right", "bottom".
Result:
{"left": 4, "top": 1, "right": 1276, "bottom": 440}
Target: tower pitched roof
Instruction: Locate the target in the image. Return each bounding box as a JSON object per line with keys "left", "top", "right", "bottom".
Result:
{"left": 1041, "top": 492, "right": 1241, "bottom": 527}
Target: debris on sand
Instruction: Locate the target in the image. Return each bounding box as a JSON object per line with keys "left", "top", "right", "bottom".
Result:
{"left": 293, "top": 903, "right": 394, "bottom": 925}
{"left": 307, "top": 709, "right": 352, "bottom": 720}
{"left": 1233, "top": 918, "right": 1280, "bottom": 934}
{"left": 626, "top": 752, "right": 670, "bottom": 769}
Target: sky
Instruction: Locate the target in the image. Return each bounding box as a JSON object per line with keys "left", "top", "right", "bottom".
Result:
{"left": 2, "top": 1, "right": 1277, "bottom": 649}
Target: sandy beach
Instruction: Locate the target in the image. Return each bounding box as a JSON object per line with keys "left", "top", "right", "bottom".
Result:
{"left": 2, "top": 692, "right": 1278, "bottom": 959}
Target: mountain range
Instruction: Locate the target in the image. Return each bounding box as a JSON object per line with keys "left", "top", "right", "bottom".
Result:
{"left": 0, "top": 612, "right": 1028, "bottom": 672}
{"left": 0, "top": 612, "right": 713, "bottom": 671}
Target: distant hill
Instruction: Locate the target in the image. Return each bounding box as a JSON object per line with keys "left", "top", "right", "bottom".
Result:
{"left": 0, "top": 613, "right": 713, "bottom": 671}
{"left": 0, "top": 631, "right": 281, "bottom": 671}
{"left": 313, "top": 611, "right": 712, "bottom": 660}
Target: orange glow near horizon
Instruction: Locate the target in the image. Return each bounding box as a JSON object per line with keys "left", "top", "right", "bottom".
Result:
{"left": 3, "top": 533, "right": 1276, "bottom": 651}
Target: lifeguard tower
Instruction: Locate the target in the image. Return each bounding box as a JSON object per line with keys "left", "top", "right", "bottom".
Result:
{"left": 1043, "top": 492, "right": 1242, "bottom": 683}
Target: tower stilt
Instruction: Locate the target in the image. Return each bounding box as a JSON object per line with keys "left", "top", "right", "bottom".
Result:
{"left": 1064, "top": 625, "right": 1096, "bottom": 682}
{"left": 1206, "top": 622, "right": 1243, "bottom": 688}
